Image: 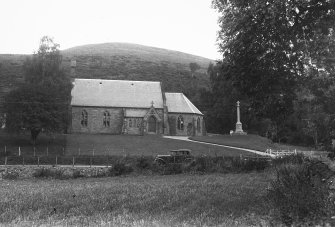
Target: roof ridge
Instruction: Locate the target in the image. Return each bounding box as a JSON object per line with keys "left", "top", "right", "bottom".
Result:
{"left": 74, "top": 78, "right": 160, "bottom": 83}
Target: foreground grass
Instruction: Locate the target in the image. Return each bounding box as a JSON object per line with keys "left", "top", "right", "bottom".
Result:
{"left": 0, "top": 173, "right": 273, "bottom": 226}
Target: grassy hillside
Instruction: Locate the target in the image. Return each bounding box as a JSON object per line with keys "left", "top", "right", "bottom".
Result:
{"left": 0, "top": 43, "right": 214, "bottom": 111}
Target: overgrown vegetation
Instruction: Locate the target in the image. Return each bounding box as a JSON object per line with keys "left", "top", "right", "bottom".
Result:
{"left": 268, "top": 157, "right": 335, "bottom": 226}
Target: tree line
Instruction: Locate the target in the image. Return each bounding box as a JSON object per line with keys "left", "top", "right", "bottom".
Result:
{"left": 200, "top": 0, "right": 335, "bottom": 149}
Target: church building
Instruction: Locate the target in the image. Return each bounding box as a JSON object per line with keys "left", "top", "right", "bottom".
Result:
{"left": 70, "top": 79, "right": 205, "bottom": 136}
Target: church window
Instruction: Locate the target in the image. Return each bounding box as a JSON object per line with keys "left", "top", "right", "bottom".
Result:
{"left": 129, "top": 119, "right": 133, "bottom": 127}
{"left": 197, "top": 117, "right": 201, "bottom": 132}
{"left": 81, "top": 110, "right": 88, "bottom": 127}
{"left": 177, "top": 115, "right": 184, "bottom": 130}
{"left": 137, "top": 118, "right": 142, "bottom": 128}
{"left": 103, "top": 111, "right": 110, "bottom": 127}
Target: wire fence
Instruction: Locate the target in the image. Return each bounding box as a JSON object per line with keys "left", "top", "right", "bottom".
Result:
{"left": 0, "top": 155, "right": 135, "bottom": 167}
{"left": 0, "top": 145, "right": 130, "bottom": 157}
{"left": 0, "top": 144, "right": 273, "bottom": 167}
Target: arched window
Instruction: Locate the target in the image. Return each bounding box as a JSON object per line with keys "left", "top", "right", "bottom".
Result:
{"left": 197, "top": 117, "right": 201, "bottom": 132}
{"left": 128, "top": 118, "right": 132, "bottom": 127}
{"left": 103, "top": 111, "right": 110, "bottom": 127}
{"left": 81, "top": 110, "right": 88, "bottom": 127}
{"left": 177, "top": 115, "right": 184, "bottom": 130}
{"left": 137, "top": 118, "right": 142, "bottom": 128}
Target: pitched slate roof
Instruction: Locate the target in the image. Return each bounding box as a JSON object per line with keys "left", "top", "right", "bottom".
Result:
{"left": 71, "top": 79, "right": 164, "bottom": 108}
{"left": 165, "top": 93, "right": 203, "bottom": 115}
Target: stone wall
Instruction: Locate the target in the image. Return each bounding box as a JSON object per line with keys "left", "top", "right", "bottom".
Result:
{"left": 168, "top": 113, "right": 204, "bottom": 136}
{"left": 71, "top": 106, "right": 205, "bottom": 136}
{"left": 71, "top": 106, "right": 123, "bottom": 134}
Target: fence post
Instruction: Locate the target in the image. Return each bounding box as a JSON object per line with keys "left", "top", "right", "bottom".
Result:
{"left": 78, "top": 148, "right": 80, "bottom": 156}
{"left": 56, "top": 156, "right": 58, "bottom": 166}
{"left": 47, "top": 147, "right": 49, "bottom": 156}
{"left": 4, "top": 146, "right": 6, "bottom": 156}
{"left": 38, "top": 156, "right": 40, "bottom": 167}
{"left": 33, "top": 147, "right": 36, "bottom": 157}
{"left": 19, "top": 147, "right": 21, "bottom": 156}
{"left": 107, "top": 156, "right": 109, "bottom": 167}
{"left": 240, "top": 154, "right": 242, "bottom": 160}
{"left": 72, "top": 156, "right": 75, "bottom": 167}
{"left": 5, "top": 156, "right": 7, "bottom": 166}
{"left": 22, "top": 156, "right": 24, "bottom": 166}
{"left": 62, "top": 147, "right": 65, "bottom": 155}
{"left": 92, "top": 148, "right": 95, "bottom": 156}
{"left": 90, "top": 157, "right": 92, "bottom": 168}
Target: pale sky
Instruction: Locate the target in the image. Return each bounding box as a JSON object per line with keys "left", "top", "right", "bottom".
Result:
{"left": 0, "top": 0, "right": 221, "bottom": 60}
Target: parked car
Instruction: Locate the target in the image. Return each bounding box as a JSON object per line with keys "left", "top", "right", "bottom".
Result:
{"left": 154, "top": 149, "right": 194, "bottom": 165}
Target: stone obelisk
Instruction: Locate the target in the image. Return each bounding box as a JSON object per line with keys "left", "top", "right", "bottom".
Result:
{"left": 235, "top": 101, "right": 246, "bottom": 134}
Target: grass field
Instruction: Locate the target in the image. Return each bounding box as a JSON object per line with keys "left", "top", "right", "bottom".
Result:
{"left": 0, "top": 172, "right": 273, "bottom": 226}
{"left": 0, "top": 132, "right": 262, "bottom": 157}
{"left": 65, "top": 134, "right": 260, "bottom": 157}
{"left": 191, "top": 134, "right": 312, "bottom": 152}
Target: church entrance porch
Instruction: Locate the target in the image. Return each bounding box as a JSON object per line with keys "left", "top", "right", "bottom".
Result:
{"left": 148, "top": 116, "right": 156, "bottom": 133}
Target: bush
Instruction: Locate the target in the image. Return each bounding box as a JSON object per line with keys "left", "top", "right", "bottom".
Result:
{"left": 54, "top": 169, "right": 66, "bottom": 179}
{"left": 109, "top": 162, "right": 133, "bottom": 176}
{"left": 241, "top": 159, "right": 268, "bottom": 172}
{"left": 272, "top": 153, "right": 306, "bottom": 166}
{"left": 268, "top": 160, "right": 333, "bottom": 226}
{"left": 163, "top": 163, "right": 183, "bottom": 175}
{"left": 136, "top": 156, "right": 152, "bottom": 170}
{"left": 72, "top": 169, "right": 84, "bottom": 178}
{"left": 33, "top": 168, "right": 54, "bottom": 178}
{"left": 2, "top": 170, "right": 19, "bottom": 180}
{"left": 33, "top": 168, "right": 67, "bottom": 179}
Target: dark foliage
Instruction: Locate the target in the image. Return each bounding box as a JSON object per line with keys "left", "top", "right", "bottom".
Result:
{"left": 136, "top": 156, "right": 153, "bottom": 170}
{"left": 1, "top": 171, "right": 19, "bottom": 180}
{"left": 109, "top": 162, "right": 134, "bottom": 176}
{"left": 33, "top": 168, "right": 67, "bottom": 179}
{"left": 268, "top": 159, "right": 334, "bottom": 225}
{"left": 209, "top": 0, "right": 335, "bottom": 146}
{"left": 72, "top": 169, "right": 84, "bottom": 178}
{"left": 272, "top": 153, "right": 306, "bottom": 166}
{"left": 3, "top": 37, "right": 72, "bottom": 144}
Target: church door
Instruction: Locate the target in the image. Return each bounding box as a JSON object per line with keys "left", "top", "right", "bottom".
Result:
{"left": 148, "top": 116, "right": 156, "bottom": 133}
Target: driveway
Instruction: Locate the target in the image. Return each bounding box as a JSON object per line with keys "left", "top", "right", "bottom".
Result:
{"left": 163, "top": 136, "right": 276, "bottom": 158}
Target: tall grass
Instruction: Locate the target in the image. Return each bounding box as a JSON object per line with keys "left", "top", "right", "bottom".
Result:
{"left": 268, "top": 158, "right": 335, "bottom": 226}
{"left": 0, "top": 173, "right": 271, "bottom": 226}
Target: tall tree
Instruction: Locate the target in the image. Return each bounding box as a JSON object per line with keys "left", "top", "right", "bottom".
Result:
{"left": 4, "top": 36, "right": 72, "bottom": 144}
{"left": 212, "top": 0, "right": 335, "bottom": 133}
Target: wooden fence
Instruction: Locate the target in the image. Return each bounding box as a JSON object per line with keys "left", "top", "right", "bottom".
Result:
{"left": 265, "top": 149, "right": 330, "bottom": 158}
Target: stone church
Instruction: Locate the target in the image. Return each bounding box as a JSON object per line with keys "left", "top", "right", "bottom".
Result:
{"left": 70, "top": 79, "right": 205, "bottom": 136}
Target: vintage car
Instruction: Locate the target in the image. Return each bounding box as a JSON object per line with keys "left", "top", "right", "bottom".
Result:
{"left": 154, "top": 149, "right": 194, "bottom": 165}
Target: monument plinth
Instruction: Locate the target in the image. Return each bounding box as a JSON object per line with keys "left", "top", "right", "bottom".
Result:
{"left": 234, "top": 101, "right": 247, "bottom": 135}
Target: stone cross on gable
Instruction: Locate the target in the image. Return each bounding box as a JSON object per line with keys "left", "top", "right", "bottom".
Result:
{"left": 151, "top": 101, "right": 154, "bottom": 106}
